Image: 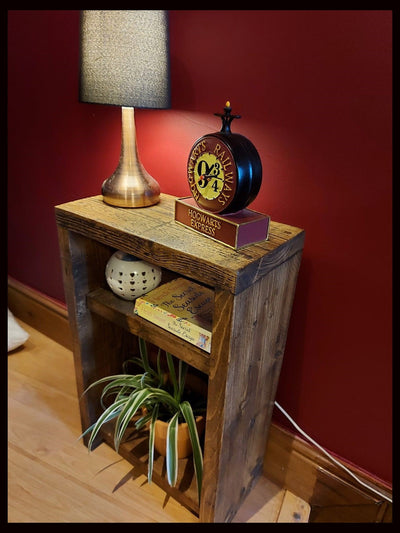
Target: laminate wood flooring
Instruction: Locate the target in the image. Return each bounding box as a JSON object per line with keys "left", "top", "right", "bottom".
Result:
{"left": 8, "top": 321, "right": 309, "bottom": 523}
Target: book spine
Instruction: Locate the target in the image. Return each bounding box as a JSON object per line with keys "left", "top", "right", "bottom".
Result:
{"left": 174, "top": 197, "right": 270, "bottom": 249}
{"left": 175, "top": 198, "right": 236, "bottom": 247}
{"left": 134, "top": 299, "right": 212, "bottom": 353}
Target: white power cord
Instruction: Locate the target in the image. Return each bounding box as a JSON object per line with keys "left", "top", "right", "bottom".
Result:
{"left": 274, "top": 401, "right": 392, "bottom": 504}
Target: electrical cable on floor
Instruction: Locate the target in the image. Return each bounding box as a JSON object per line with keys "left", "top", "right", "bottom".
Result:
{"left": 274, "top": 401, "right": 392, "bottom": 504}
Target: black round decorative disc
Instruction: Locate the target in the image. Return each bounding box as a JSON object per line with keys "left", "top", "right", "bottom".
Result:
{"left": 187, "top": 102, "right": 262, "bottom": 215}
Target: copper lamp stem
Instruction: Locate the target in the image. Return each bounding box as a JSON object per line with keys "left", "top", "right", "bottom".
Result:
{"left": 102, "top": 107, "right": 160, "bottom": 207}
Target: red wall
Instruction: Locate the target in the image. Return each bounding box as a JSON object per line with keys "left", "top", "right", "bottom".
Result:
{"left": 8, "top": 10, "right": 392, "bottom": 484}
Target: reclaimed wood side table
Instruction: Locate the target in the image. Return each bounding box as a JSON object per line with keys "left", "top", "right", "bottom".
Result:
{"left": 55, "top": 193, "right": 304, "bottom": 523}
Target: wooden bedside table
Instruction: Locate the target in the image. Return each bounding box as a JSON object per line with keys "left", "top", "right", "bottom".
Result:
{"left": 55, "top": 193, "right": 304, "bottom": 523}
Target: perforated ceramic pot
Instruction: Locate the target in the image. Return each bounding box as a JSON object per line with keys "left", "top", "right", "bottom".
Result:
{"left": 105, "top": 251, "right": 162, "bottom": 301}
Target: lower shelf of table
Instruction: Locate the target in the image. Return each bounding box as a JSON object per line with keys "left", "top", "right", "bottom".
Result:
{"left": 87, "top": 287, "right": 211, "bottom": 375}
{"left": 99, "top": 422, "right": 200, "bottom": 516}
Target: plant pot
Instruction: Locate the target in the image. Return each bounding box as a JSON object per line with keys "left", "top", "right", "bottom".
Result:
{"left": 154, "top": 416, "right": 205, "bottom": 459}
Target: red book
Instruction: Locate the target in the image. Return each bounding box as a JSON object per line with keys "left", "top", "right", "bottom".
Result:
{"left": 174, "top": 197, "right": 270, "bottom": 250}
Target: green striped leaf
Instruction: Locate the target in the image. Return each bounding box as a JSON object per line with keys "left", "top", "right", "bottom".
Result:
{"left": 166, "top": 412, "right": 179, "bottom": 487}
{"left": 147, "top": 404, "right": 159, "bottom": 484}
{"left": 114, "top": 389, "right": 153, "bottom": 450}
{"left": 138, "top": 337, "right": 151, "bottom": 373}
{"left": 84, "top": 397, "right": 127, "bottom": 451}
{"left": 81, "top": 374, "right": 131, "bottom": 398}
{"left": 166, "top": 352, "right": 178, "bottom": 399}
{"left": 180, "top": 401, "right": 203, "bottom": 503}
{"left": 178, "top": 361, "right": 188, "bottom": 401}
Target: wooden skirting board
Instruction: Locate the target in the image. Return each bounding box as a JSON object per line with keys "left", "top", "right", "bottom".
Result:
{"left": 8, "top": 276, "right": 392, "bottom": 523}
{"left": 8, "top": 277, "right": 73, "bottom": 351}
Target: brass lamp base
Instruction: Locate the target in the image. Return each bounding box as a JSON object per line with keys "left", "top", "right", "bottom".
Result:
{"left": 102, "top": 107, "right": 160, "bottom": 208}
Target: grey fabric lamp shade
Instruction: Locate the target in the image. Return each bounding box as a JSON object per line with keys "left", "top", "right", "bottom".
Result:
{"left": 80, "top": 10, "right": 170, "bottom": 109}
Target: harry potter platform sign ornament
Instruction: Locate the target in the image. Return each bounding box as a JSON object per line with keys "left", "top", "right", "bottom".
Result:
{"left": 175, "top": 102, "right": 270, "bottom": 249}
{"left": 187, "top": 101, "right": 262, "bottom": 214}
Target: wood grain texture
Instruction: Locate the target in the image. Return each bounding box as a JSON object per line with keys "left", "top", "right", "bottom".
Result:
{"left": 55, "top": 194, "right": 304, "bottom": 295}
{"left": 264, "top": 424, "right": 392, "bottom": 522}
{"left": 57, "top": 227, "right": 132, "bottom": 444}
{"left": 201, "top": 252, "right": 303, "bottom": 522}
{"left": 9, "top": 280, "right": 391, "bottom": 522}
{"left": 86, "top": 287, "right": 211, "bottom": 374}
{"left": 8, "top": 323, "right": 199, "bottom": 523}
{"left": 55, "top": 194, "right": 305, "bottom": 522}
{"left": 8, "top": 322, "right": 309, "bottom": 523}
{"left": 277, "top": 491, "right": 311, "bottom": 523}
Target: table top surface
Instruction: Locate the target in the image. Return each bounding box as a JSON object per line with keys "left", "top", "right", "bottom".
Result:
{"left": 55, "top": 194, "right": 304, "bottom": 294}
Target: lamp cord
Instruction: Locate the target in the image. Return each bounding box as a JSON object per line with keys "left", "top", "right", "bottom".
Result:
{"left": 274, "top": 401, "right": 392, "bottom": 504}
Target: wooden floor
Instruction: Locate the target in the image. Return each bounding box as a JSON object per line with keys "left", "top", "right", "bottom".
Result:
{"left": 8, "top": 320, "right": 310, "bottom": 523}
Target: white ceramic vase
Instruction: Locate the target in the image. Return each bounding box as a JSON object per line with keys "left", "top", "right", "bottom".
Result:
{"left": 105, "top": 251, "right": 161, "bottom": 301}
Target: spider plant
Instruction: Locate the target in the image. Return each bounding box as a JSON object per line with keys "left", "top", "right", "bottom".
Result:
{"left": 79, "top": 338, "right": 205, "bottom": 502}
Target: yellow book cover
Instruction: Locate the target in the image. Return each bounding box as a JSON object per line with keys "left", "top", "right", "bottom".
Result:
{"left": 134, "top": 278, "right": 214, "bottom": 353}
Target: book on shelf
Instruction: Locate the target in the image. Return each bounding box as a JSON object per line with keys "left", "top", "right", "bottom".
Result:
{"left": 134, "top": 277, "right": 213, "bottom": 353}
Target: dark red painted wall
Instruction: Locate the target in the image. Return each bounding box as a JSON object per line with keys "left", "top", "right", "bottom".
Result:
{"left": 8, "top": 10, "right": 392, "bottom": 484}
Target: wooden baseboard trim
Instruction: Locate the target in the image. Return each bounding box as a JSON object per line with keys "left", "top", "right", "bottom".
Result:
{"left": 7, "top": 277, "right": 392, "bottom": 522}
{"left": 7, "top": 277, "right": 72, "bottom": 351}
{"left": 264, "top": 423, "right": 392, "bottom": 522}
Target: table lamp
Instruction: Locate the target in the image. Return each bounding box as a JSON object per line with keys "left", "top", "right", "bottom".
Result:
{"left": 80, "top": 10, "right": 170, "bottom": 207}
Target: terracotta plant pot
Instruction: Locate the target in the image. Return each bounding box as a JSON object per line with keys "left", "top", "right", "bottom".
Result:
{"left": 154, "top": 416, "right": 205, "bottom": 459}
